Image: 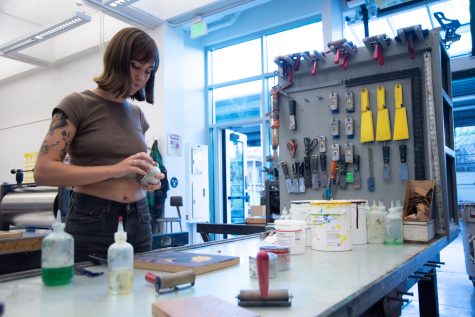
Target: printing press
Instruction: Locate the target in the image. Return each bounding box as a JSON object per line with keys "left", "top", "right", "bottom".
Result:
{"left": 0, "top": 169, "right": 71, "bottom": 274}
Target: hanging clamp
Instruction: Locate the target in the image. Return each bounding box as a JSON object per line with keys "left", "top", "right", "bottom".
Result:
{"left": 362, "top": 34, "right": 391, "bottom": 65}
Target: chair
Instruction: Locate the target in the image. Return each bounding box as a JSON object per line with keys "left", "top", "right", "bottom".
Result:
{"left": 156, "top": 196, "right": 183, "bottom": 233}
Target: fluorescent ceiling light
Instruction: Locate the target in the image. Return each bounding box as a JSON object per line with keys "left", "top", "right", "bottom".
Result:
{"left": 84, "top": 0, "right": 162, "bottom": 29}
{"left": 0, "top": 12, "right": 91, "bottom": 55}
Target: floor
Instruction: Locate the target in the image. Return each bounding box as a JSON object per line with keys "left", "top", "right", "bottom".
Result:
{"left": 401, "top": 234, "right": 475, "bottom": 317}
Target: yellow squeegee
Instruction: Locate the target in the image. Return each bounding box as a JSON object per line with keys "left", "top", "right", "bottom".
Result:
{"left": 375, "top": 86, "right": 391, "bottom": 141}
{"left": 393, "top": 83, "right": 410, "bottom": 141}
{"left": 360, "top": 88, "right": 374, "bottom": 143}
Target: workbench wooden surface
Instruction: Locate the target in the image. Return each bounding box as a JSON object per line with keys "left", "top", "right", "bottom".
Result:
{"left": 0, "top": 232, "right": 45, "bottom": 255}
{"left": 0, "top": 235, "right": 451, "bottom": 317}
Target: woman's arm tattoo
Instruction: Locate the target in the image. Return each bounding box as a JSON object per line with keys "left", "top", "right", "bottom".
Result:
{"left": 39, "top": 112, "right": 72, "bottom": 157}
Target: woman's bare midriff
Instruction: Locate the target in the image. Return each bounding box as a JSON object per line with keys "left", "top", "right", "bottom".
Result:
{"left": 74, "top": 178, "right": 145, "bottom": 203}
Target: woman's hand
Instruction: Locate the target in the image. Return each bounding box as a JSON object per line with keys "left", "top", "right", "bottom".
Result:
{"left": 141, "top": 172, "right": 165, "bottom": 192}
{"left": 113, "top": 152, "right": 156, "bottom": 179}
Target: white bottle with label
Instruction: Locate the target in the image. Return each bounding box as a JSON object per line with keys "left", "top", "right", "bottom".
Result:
{"left": 384, "top": 201, "right": 403, "bottom": 244}
{"left": 367, "top": 200, "right": 385, "bottom": 244}
{"left": 108, "top": 217, "right": 134, "bottom": 295}
{"left": 41, "top": 210, "right": 74, "bottom": 286}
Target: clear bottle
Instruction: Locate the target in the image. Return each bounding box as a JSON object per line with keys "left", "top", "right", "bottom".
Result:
{"left": 367, "top": 200, "right": 385, "bottom": 244}
{"left": 41, "top": 210, "right": 74, "bottom": 286}
{"left": 108, "top": 217, "right": 134, "bottom": 295}
{"left": 384, "top": 201, "right": 404, "bottom": 244}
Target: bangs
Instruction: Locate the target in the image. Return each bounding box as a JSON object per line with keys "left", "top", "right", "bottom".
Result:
{"left": 132, "top": 40, "right": 159, "bottom": 72}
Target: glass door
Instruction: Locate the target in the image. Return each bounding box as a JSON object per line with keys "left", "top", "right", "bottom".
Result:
{"left": 223, "top": 129, "right": 248, "bottom": 223}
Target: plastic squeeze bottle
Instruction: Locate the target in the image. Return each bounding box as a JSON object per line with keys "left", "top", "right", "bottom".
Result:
{"left": 108, "top": 217, "right": 134, "bottom": 295}
{"left": 384, "top": 201, "right": 404, "bottom": 244}
{"left": 41, "top": 210, "right": 74, "bottom": 286}
{"left": 366, "top": 200, "right": 385, "bottom": 244}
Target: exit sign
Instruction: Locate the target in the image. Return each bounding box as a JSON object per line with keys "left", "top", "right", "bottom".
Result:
{"left": 191, "top": 18, "right": 207, "bottom": 39}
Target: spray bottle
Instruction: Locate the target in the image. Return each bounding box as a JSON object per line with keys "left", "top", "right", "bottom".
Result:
{"left": 108, "top": 217, "right": 134, "bottom": 295}
{"left": 41, "top": 210, "right": 74, "bottom": 286}
{"left": 366, "top": 200, "right": 385, "bottom": 244}
{"left": 384, "top": 200, "right": 403, "bottom": 244}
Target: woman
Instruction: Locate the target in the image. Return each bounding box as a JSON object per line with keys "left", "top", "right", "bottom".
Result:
{"left": 34, "top": 27, "right": 164, "bottom": 262}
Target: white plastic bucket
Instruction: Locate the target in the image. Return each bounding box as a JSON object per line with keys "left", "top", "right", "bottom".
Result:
{"left": 289, "top": 205, "right": 312, "bottom": 247}
{"left": 274, "top": 219, "right": 306, "bottom": 254}
{"left": 307, "top": 200, "right": 353, "bottom": 251}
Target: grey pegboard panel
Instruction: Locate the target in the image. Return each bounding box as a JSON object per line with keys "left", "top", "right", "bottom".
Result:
{"left": 275, "top": 29, "right": 457, "bottom": 237}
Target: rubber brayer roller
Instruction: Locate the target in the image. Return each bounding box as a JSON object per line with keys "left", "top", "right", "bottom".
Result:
{"left": 237, "top": 251, "right": 292, "bottom": 307}
{"left": 145, "top": 269, "right": 196, "bottom": 294}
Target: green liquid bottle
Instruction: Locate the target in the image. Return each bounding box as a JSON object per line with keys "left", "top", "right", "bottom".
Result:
{"left": 41, "top": 210, "right": 74, "bottom": 286}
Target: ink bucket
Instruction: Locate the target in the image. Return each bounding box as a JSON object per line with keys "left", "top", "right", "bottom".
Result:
{"left": 274, "top": 219, "right": 306, "bottom": 254}
{"left": 308, "top": 200, "right": 353, "bottom": 251}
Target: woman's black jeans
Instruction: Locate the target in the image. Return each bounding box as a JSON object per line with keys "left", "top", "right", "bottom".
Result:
{"left": 66, "top": 192, "right": 152, "bottom": 263}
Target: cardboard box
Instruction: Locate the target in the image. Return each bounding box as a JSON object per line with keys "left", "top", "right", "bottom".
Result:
{"left": 403, "top": 219, "right": 435, "bottom": 242}
{"left": 403, "top": 180, "right": 435, "bottom": 243}
{"left": 250, "top": 205, "right": 266, "bottom": 217}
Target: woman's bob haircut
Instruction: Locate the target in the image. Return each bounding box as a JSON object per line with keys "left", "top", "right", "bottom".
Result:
{"left": 94, "top": 27, "right": 159, "bottom": 104}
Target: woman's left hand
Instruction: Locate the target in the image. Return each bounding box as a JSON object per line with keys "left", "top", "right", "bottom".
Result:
{"left": 141, "top": 172, "right": 165, "bottom": 192}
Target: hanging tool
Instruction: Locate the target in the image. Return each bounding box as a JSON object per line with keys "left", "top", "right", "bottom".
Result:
{"left": 238, "top": 251, "right": 292, "bottom": 307}
{"left": 360, "top": 88, "right": 375, "bottom": 143}
{"left": 424, "top": 51, "right": 445, "bottom": 232}
{"left": 362, "top": 34, "right": 391, "bottom": 66}
{"left": 288, "top": 100, "right": 297, "bottom": 130}
{"left": 433, "top": 12, "right": 461, "bottom": 49}
{"left": 281, "top": 161, "right": 293, "bottom": 193}
{"left": 291, "top": 53, "right": 301, "bottom": 71}
{"left": 353, "top": 155, "right": 361, "bottom": 189}
{"left": 311, "top": 155, "right": 319, "bottom": 190}
{"left": 345, "top": 116, "right": 355, "bottom": 138}
{"left": 304, "top": 137, "right": 318, "bottom": 187}
{"left": 399, "top": 144, "right": 409, "bottom": 181}
{"left": 382, "top": 145, "right": 391, "bottom": 181}
{"left": 367, "top": 147, "right": 375, "bottom": 192}
{"left": 345, "top": 90, "right": 355, "bottom": 112}
{"left": 331, "top": 118, "right": 340, "bottom": 138}
{"left": 302, "top": 50, "right": 325, "bottom": 76}
{"left": 339, "top": 155, "right": 347, "bottom": 189}
{"left": 393, "top": 83, "right": 410, "bottom": 141}
{"left": 145, "top": 270, "right": 196, "bottom": 294}
{"left": 291, "top": 162, "right": 299, "bottom": 193}
{"left": 273, "top": 56, "right": 294, "bottom": 84}
{"left": 286, "top": 139, "right": 298, "bottom": 160}
{"left": 395, "top": 25, "right": 428, "bottom": 60}
{"left": 298, "top": 162, "right": 305, "bottom": 193}
{"left": 271, "top": 87, "right": 280, "bottom": 163}
{"left": 375, "top": 86, "right": 391, "bottom": 142}
{"left": 329, "top": 91, "right": 339, "bottom": 113}
{"left": 320, "top": 154, "right": 328, "bottom": 193}
{"left": 327, "top": 38, "right": 357, "bottom": 70}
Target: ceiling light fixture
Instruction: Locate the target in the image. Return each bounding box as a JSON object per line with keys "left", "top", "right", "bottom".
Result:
{"left": 83, "top": 0, "right": 162, "bottom": 29}
{"left": 0, "top": 12, "right": 91, "bottom": 55}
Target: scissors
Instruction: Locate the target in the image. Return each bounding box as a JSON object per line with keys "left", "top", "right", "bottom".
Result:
{"left": 287, "top": 139, "right": 298, "bottom": 159}
{"left": 303, "top": 137, "right": 318, "bottom": 156}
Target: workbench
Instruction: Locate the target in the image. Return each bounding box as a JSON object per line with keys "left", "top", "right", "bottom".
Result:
{"left": 0, "top": 234, "right": 453, "bottom": 317}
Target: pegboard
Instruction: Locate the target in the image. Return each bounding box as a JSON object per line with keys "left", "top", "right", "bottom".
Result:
{"left": 274, "top": 28, "right": 457, "bottom": 236}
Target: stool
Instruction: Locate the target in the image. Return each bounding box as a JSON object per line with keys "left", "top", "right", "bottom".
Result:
{"left": 156, "top": 196, "right": 183, "bottom": 233}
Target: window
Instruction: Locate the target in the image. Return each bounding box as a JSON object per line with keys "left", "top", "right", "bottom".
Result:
{"left": 207, "top": 20, "right": 323, "bottom": 221}
{"left": 344, "top": 0, "right": 471, "bottom": 57}
{"left": 455, "top": 127, "right": 475, "bottom": 203}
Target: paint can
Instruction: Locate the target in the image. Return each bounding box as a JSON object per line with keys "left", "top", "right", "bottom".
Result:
{"left": 260, "top": 245, "right": 290, "bottom": 271}
{"left": 249, "top": 252, "right": 277, "bottom": 279}
{"left": 289, "top": 205, "right": 312, "bottom": 247}
{"left": 350, "top": 200, "right": 368, "bottom": 245}
{"left": 307, "top": 200, "right": 353, "bottom": 251}
{"left": 274, "top": 219, "right": 306, "bottom": 254}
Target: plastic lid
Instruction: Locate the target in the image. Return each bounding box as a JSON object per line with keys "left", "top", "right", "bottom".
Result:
{"left": 114, "top": 216, "right": 127, "bottom": 243}
{"left": 52, "top": 210, "right": 65, "bottom": 231}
